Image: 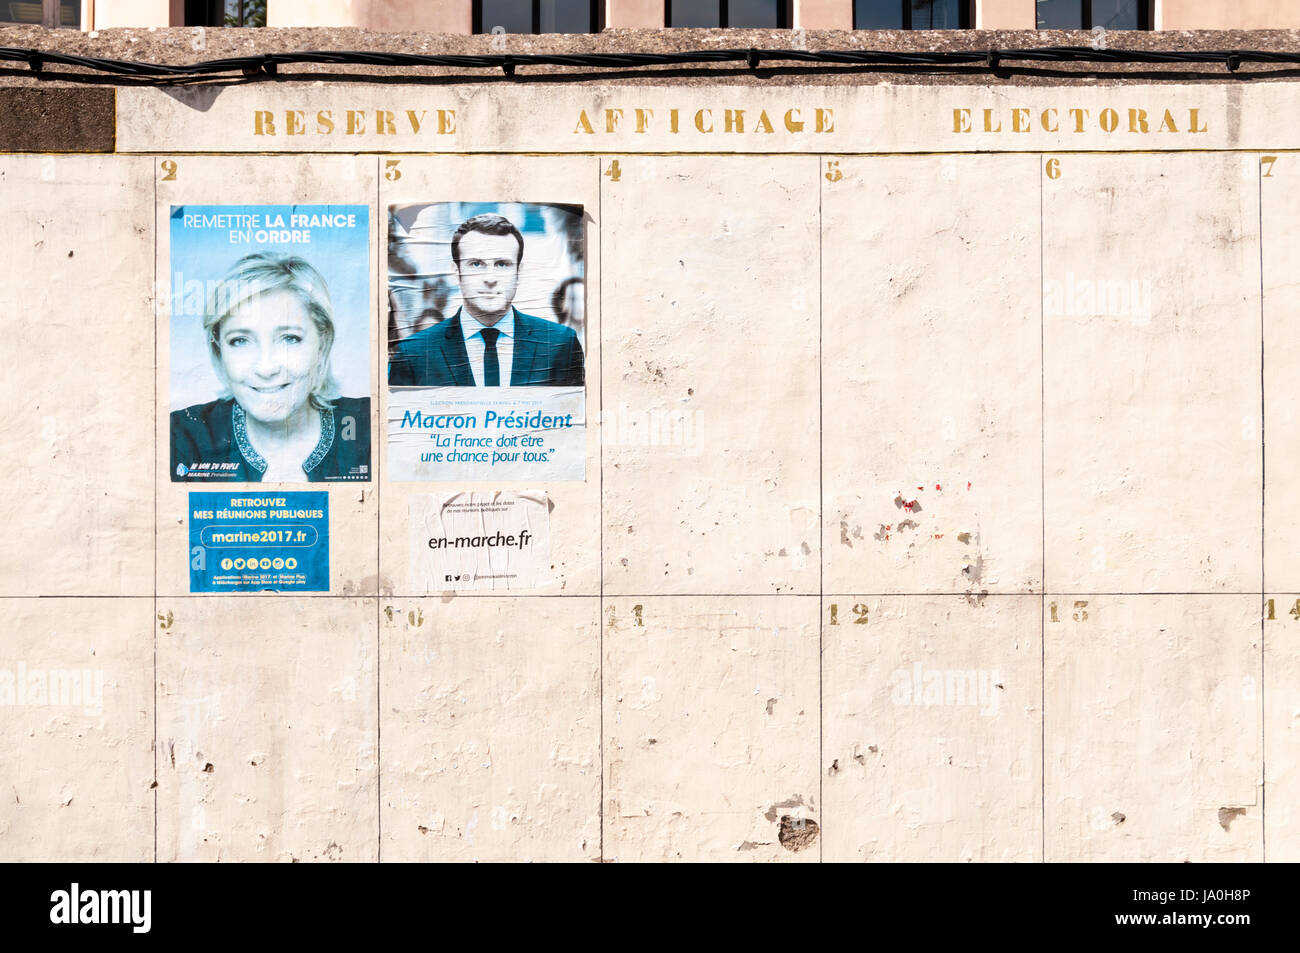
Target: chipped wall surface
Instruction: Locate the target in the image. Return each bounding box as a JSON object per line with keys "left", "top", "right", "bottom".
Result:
{"left": 0, "top": 28, "right": 1296, "bottom": 862}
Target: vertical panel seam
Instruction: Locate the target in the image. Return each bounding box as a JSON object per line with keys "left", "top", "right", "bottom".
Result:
{"left": 152, "top": 153, "right": 159, "bottom": 865}
{"left": 1039, "top": 152, "right": 1047, "bottom": 864}
{"left": 1258, "top": 151, "right": 1267, "bottom": 863}
{"left": 817, "top": 152, "right": 824, "bottom": 864}
{"left": 598, "top": 156, "right": 605, "bottom": 863}
{"left": 376, "top": 154, "right": 384, "bottom": 864}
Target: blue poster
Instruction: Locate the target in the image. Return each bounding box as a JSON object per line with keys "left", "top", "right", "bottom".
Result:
{"left": 169, "top": 204, "right": 371, "bottom": 484}
{"left": 189, "top": 491, "right": 329, "bottom": 592}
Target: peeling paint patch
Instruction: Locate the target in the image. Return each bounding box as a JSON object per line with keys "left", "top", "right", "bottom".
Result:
{"left": 1218, "top": 807, "right": 1246, "bottom": 831}
{"left": 763, "top": 795, "right": 806, "bottom": 823}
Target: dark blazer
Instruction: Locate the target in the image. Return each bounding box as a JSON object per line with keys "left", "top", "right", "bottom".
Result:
{"left": 388, "top": 308, "right": 585, "bottom": 387}
{"left": 171, "top": 395, "right": 371, "bottom": 482}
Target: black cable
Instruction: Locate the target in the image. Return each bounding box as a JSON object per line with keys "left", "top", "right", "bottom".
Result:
{"left": 0, "top": 45, "right": 1296, "bottom": 78}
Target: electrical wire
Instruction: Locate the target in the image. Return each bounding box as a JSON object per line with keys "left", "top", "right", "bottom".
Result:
{"left": 0, "top": 45, "right": 1291, "bottom": 78}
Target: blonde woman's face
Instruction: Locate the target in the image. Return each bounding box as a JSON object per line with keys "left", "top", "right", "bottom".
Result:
{"left": 217, "top": 290, "right": 322, "bottom": 425}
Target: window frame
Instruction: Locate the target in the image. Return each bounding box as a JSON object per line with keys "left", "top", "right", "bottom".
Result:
{"left": 183, "top": 0, "right": 265, "bottom": 27}
{"left": 853, "top": 0, "right": 972, "bottom": 30}
{"left": 1037, "top": 0, "right": 1153, "bottom": 30}
{"left": 665, "top": 1, "right": 791, "bottom": 29}
{"left": 473, "top": 0, "right": 604, "bottom": 34}
{"left": 1, "top": 0, "right": 79, "bottom": 28}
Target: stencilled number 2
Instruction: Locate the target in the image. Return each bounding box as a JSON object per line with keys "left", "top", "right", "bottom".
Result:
{"left": 160, "top": 159, "right": 178, "bottom": 181}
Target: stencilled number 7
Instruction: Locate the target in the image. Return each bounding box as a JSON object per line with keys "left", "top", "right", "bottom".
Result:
{"left": 1262, "top": 155, "right": 1279, "bottom": 178}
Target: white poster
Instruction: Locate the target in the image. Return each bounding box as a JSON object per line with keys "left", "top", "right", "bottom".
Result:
{"left": 408, "top": 491, "right": 552, "bottom": 592}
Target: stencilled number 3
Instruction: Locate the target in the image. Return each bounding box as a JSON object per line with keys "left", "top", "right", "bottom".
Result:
{"left": 384, "top": 159, "right": 401, "bottom": 181}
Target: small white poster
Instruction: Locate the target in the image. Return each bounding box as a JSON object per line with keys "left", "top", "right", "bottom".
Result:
{"left": 409, "top": 491, "right": 552, "bottom": 592}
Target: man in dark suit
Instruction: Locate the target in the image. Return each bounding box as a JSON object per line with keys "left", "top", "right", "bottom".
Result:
{"left": 388, "top": 213, "right": 585, "bottom": 387}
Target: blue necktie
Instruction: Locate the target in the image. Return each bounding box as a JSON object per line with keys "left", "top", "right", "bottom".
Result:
{"left": 481, "top": 327, "right": 501, "bottom": 386}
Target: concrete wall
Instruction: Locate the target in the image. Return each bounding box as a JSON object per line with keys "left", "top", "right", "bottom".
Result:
{"left": 90, "top": 0, "right": 169, "bottom": 29}
{"left": 607, "top": 0, "right": 661, "bottom": 29}
{"left": 266, "top": 0, "right": 472, "bottom": 31}
{"left": 1160, "top": 0, "right": 1300, "bottom": 30}
{"left": 796, "top": 0, "right": 852, "bottom": 30}
{"left": 978, "top": 0, "right": 1034, "bottom": 29}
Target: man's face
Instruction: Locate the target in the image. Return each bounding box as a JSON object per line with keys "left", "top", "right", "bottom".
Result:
{"left": 456, "top": 230, "right": 521, "bottom": 324}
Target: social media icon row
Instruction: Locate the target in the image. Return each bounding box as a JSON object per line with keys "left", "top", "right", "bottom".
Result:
{"left": 220, "top": 557, "right": 297, "bottom": 571}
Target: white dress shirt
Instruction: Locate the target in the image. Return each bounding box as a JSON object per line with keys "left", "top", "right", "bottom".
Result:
{"left": 460, "top": 308, "right": 516, "bottom": 386}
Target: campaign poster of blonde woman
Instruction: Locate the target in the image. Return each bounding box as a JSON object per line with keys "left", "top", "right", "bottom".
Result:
{"left": 169, "top": 205, "right": 371, "bottom": 483}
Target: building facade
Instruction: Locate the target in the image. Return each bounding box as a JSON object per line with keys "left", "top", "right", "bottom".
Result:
{"left": 9, "top": 1, "right": 1300, "bottom": 32}
{"left": 2, "top": 0, "right": 1298, "bottom": 867}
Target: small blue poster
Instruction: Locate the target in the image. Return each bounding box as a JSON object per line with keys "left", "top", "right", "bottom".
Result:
{"left": 189, "top": 491, "right": 329, "bottom": 592}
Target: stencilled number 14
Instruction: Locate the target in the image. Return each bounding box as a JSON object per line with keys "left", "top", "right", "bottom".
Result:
{"left": 1264, "top": 598, "right": 1300, "bottom": 621}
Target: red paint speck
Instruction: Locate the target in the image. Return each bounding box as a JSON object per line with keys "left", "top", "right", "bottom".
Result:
{"left": 935, "top": 484, "right": 942, "bottom": 491}
{"left": 967, "top": 481, "right": 971, "bottom": 490}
